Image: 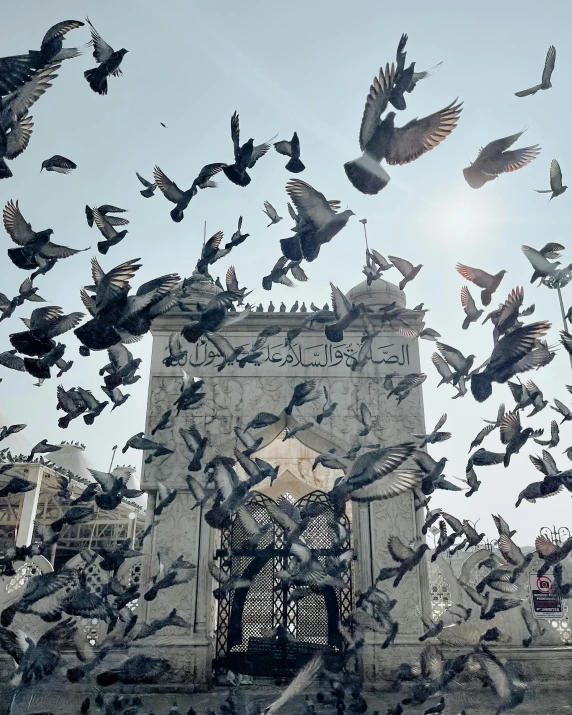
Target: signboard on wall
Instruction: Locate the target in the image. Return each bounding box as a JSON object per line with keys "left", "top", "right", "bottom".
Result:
{"left": 529, "top": 571, "right": 563, "bottom": 619}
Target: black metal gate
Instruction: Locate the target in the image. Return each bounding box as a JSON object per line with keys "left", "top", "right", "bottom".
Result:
{"left": 213, "top": 490, "right": 353, "bottom": 678}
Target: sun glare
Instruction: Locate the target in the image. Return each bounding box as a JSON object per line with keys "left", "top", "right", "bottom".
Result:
{"left": 424, "top": 188, "right": 504, "bottom": 246}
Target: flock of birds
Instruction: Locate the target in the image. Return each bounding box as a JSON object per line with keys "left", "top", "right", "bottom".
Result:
{"left": 0, "top": 17, "right": 570, "bottom": 715}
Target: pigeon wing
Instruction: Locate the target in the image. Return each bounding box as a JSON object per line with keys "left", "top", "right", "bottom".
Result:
{"left": 330, "top": 283, "right": 352, "bottom": 319}
{"left": 3, "top": 200, "right": 35, "bottom": 245}
{"left": 274, "top": 140, "right": 293, "bottom": 157}
{"left": 483, "top": 145, "right": 541, "bottom": 176}
{"left": 86, "top": 17, "right": 115, "bottom": 63}
{"left": 385, "top": 100, "right": 462, "bottom": 165}
{"left": 387, "top": 536, "right": 414, "bottom": 562}
{"left": 193, "top": 162, "right": 226, "bottom": 188}
{"left": 359, "top": 63, "right": 395, "bottom": 150}
{"left": 136, "top": 172, "right": 154, "bottom": 189}
{"left": 541, "top": 45, "right": 556, "bottom": 85}
{"left": 549, "top": 159, "right": 563, "bottom": 192}
{"left": 456, "top": 264, "right": 493, "bottom": 290}
{"left": 286, "top": 179, "right": 336, "bottom": 229}
{"left": 498, "top": 534, "right": 524, "bottom": 566}
{"left": 3, "top": 63, "right": 60, "bottom": 122}
{"left": 5, "top": 115, "right": 34, "bottom": 160}
{"left": 153, "top": 166, "right": 186, "bottom": 204}
{"left": 499, "top": 411, "right": 521, "bottom": 445}
{"left": 388, "top": 255, "right": 414, "bottom": 277}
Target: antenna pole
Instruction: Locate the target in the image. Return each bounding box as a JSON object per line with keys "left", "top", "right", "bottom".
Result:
{"left": 109, "top": 445, "right": 118, "bottom": 473}
{"left": 203, "top": 220, "right": 207, "bottom": 248}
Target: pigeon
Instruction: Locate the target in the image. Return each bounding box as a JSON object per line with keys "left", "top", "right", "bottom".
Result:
{"left": 262, "top": 200, "right": 282, "bottom": 226}
{"left": 86, "top": 207, "right": 128, "bottom": 256}
{"left": 463, "top": 131, "right": 541, "bottom": 189}
{"left": 535, "top": 159, "right": 567, "bottom": 201}
{"left": 456, "top": 264, "right": 506, "bottom": 306}
{"left": 223, "top": 111, "right": 273, "bottom": 186}
{"left": 280, "top": 179, "right": 355, "bottom": 263}
{"left": 26, "top": 20, "right": 86, "bottom": 69}
{"left": 515, "top": 45, "right": 556, "bottom": 97}
{"left": 521, "top": 244, "right": 563, "bottom": 284}
{"left": 153, "top": 163, "right": 226, "bottom": 222}
{"left": 136, "top": 172, "right": 156, "bottom": 197}
{"left": 274, "top": 132, "right": 305, "bottom": 173}
{"left": 413, "top": 414, "right": 451, "bottom": 448}
{"left": 10, "top": 305, "right": 84, "bottom": 357}
{"left": 224, "top": 216, "right": 250, "bottom": 250}
{"left": 499, "top": 410, "right": 538, "bottom": 467}
{"left": 388, "top": 255, "right": 422, "bottom": 291}
{"left": 471, "top": 321, "right": 551, "bottom": 402}
{"left": 101, "top": 385, "right": 130, "bottom": 409}
{"left": 85, "top": 204, "right": 128, "bottom": 228}
{"left": 3, "top": 200, "right": 89, "bottom": 273}
{"left": 196, "top": 231, "right": 230, "bottom": 275}
{"left": 344, "top": 61, "right": 462, "bottom": 194}
{"left": 84, "top": 17, "right": 128, "bottom": 95}
{"left": 460, "top": 286, "right": 483, "bottom": 329}
{"left": 40, "top": 155, "right": 76, "bottom": 173}
{"left": 122, "top": 433, "right": 173, "bottom": 464}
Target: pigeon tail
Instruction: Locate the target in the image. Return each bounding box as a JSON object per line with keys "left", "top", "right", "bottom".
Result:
{"left": 7, "top": 247, "right": 38, "bottom": 270}
{"left": 97, "top": 240, "right": 111, "bottom": 255}
{"left": 24, "top": 356, "right": 52, "bottom": 379}
{"left": 515, "top": 85, "right": 541, "bottom": 98}
{"left": 481, "top": 289, "right": 492, "bottom": 306}
{"left": 471, "top": 372, "right": 493, "bottom": 402}
{"left": 67, "top": 667, "right": 86, "bottom": 682}
{"left": 463, "top": 164, "right": 496, "bottom": 189}
{"left": 344, "top": 154, "right": 391, "bottom": 195}
{"left": 0, "top": 158, "right": 12, "bottom": 180}
{"left": 222, "top": 164, "right": 251, "bottom": 187}
{"left": 280, "top": 235, "right": 304, "bottom": 262}
{"left": 10, "top": 331, "right": 54, "bottom": 357}
{"left": 74, "top": 320, "right": 122, "bottom": 351}
{"left": 170, "top": 206, "right": 184, "bottom": 223}
{"left": 325, "top": 324, "right": 344, "bottom": 343}
{"left": 285, "top": 157, "right": 305, "bottom": 173}
{"left": 96, "top": 670, "right": 119, "bottom": 686}
{"left": 84, "top": 66, "right": 108, "bottom": 95}
{"left": 181, "top": 323, "right": 204, "bottom": 344}
{"left": 0, "top": 604, "right": 17, "bottom": 627}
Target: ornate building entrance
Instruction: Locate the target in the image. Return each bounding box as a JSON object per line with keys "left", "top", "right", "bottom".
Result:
{"left": 213, "top": 489, "right": 353, "bottom": 677}
{"left": 139, "top": 275, "right": 431, "bottom": 687}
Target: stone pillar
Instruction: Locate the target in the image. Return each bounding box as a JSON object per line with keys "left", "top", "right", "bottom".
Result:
{"left": 15, "top": 464, "right": 43, "bottom": 548}
{"left": 140, "top": 275, "right": 431, "bottom": 687}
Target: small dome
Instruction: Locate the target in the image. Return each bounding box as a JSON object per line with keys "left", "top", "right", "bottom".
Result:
{"left": 48, "top": 442, "right": 96, "bottom": 481}
{"left": 345, "top": 277, "right": 406, "bottom": 309}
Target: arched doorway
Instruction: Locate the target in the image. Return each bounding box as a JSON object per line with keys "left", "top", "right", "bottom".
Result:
{"left": 213, "top": 487, "right": 353, "bottom": 678}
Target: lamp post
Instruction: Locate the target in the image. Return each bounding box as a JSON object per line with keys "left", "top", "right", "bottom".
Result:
{"left": 541, "top": 268, "right": 572, "bottom": 370}
{"left": 539, "top": 525, "right": 571, "bottom": 547}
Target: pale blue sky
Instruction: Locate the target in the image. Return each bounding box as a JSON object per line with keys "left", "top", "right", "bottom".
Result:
{"left": 1, "top": 1, "right": 572, "bottom": 541}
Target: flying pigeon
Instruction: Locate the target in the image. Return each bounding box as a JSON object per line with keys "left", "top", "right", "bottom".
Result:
{"left": 274, "top": 132, "right": 305, "bottom": 173}
{"left": 41, "top": 155, "right": 76, "bottom": 173}
{"left": 344, "top": 62, "right": 462, "bottom": 194}
{"left": 535, "top": 159, "right": 567, "bottom": 201}
{"left": 262, "top": 200, "right": 282, "bottom": 226}
{"left": 456, "top": 264, "right": 506, "bottom": 306}
{"left": 136, "top": 172, "right": 156, "bottom": 197}
{"left": 515, "top": 45, "right": 556, "bottom": 97}
{"left": 84, "top": 17, "right": 128, "bottom": 95}
{"left": 463, "top": 131, "right": 541, "bottom": 189}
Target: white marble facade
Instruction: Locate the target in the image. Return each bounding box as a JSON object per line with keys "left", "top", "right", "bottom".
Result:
{"left": 139, "top": 277, "right": 431, "bottom": 686}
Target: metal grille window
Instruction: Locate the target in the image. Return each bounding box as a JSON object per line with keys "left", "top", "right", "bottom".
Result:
{"left": 214, "top": 489, "right": 352, "bottom": 678}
